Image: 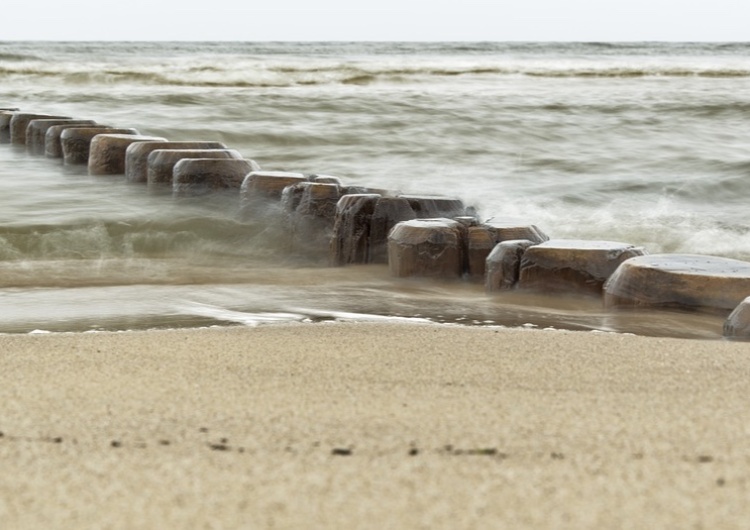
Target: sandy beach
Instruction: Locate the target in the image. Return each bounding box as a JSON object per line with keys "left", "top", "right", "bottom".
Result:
{"left": 0, "top": 323, "right": 749, "bottom": 529}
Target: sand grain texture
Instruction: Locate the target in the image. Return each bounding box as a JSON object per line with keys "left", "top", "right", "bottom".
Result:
{"left": 1, "top": 323, "right": 749, "bottom": 529}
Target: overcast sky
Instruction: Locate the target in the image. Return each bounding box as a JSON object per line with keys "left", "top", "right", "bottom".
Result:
{"left": 3, "top": 0, "right": 748, "bottom": 41}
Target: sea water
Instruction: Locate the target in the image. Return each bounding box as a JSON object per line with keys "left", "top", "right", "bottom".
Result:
{"left": 1, "top": 41, "right": 750, "bottom": 338}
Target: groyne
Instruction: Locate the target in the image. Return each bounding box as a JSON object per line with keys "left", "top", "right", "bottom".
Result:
{"left": 3, "top": 107, "right": 750, "bottom": 339}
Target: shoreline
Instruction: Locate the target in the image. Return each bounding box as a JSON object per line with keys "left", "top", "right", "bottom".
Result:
{"left": 0, "top": 257, "right": 732, "bottom": 340}
{"left": 2, "top": 311, "right": 732, "bottom": 342}
{"left": 2, "top": 322, "right": 750, "bottom": 528}
{"left": 2, "top": 104, "right": 750, "bottom": 341}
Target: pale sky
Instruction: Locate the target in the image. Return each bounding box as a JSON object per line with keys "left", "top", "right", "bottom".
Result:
{"left": 3, "top": 0, "right": 749, "bottom": 41}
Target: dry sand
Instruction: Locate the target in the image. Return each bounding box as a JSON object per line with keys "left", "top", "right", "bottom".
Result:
{"left": 1, "top": 322, "right": 749, "bottom": 529}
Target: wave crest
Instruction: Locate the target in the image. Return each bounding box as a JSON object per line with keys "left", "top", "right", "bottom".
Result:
{"left": 4, "top": 61, "right": 750, "bottom": 88}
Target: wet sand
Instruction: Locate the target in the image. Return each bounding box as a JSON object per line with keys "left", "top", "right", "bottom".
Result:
{"left": 1, "top": 322, "right": 749, "bottom": 528}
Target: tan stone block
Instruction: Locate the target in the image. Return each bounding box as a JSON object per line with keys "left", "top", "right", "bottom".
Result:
{"left": 88, "top": 134, "right": 168, "bottom": 175}
{"left": 388, "top": 218, "right": 465, "bottom": 278}
{"left": 287, "top": 183, "right": 344, "bottom": 259}
{"left": 240, "top": 171, "right": 308, "bottom": 215}
{"left": 296, "top": 182, "right": 341, "bottom": 217}
{"left": 26, "top": 119, "right": 96, "bottom": 155}
{"left": 519, "top": 239, "right": 646, "bottom": 294}
{"left": 399, "top": 195, "right": 466, "bottom": 218}
{"left": 10, "top": 112, "right": 70, "bottom": 145}
{"left": 61, "top": 127, "right": 140, "bottom": 165}
{"left": 345, "top": 185, "right": 399, "bottom": 197}
{"left": 604, "top": 254, "right": 750, "bottom": 312}
{"left": 0, "top": 111, "right": 15, "bottom": 143}
{"left": 146, "top": 149, "right": 242, "bottom": 185}
{"left": 330, "top": 194, "right": 381, "bottom": 266}
{"left": 310, "top": 174, "right": 343, "bottom": 186}
{"left": 172, "top": 158, "right": 261, "bottom": 197}
{"left": 330, "top": 195, "right": 417, "bottom": 266}
{"left": 485, "top": 239, "right": 537, "bottom": 292}
{"left": 45, "top": 123, "right": 107, "bottom": 158}
{"left": 467, "top": 219, "right": 550, "bottom": 279}
{"left": 369, "top": 197, "right": 417, "bottom": 264}
{"left": 125, "top": 141, "right": 228, "bottom": 183}
{"left": 483, "top": 217, "right": 550, "bottom": 242}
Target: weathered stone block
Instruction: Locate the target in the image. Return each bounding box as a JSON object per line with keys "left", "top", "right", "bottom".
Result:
{"left": 125, "top": 141, "right": 228, "bottom": 183}
{"left": 483, "top": 216, "right": 549, "bottom": 242}
{"left": 45, "top": 123, "right": 106, "bottom": 158}
{"left": 10, "top": 112, "right": 70, "bottom": 145}
{"left": 485, "top": 239, "right": 537, "bottom": 292}
{"left": 0, "top": 111, "right": 14, "bottom": 143}
{"left": 27, "top": 119, "right": 96, "bottom": 155}
{"left": 279, "top": 182, "right": 309, "bottom": 214}
{"left": 316, "top": 177, "right": 392, "bottom": 197}
{"left": 388, "top": 218, "right": 465, "bottom": 278}
{"left": 369, "top": 197, "right": 417, "bottom": 264}
{"left": 345, "top": 185, "right": 398, "bottom": 197}
{"left": 400, "top": 195, "right": 466, "bottom": 218}
{"left": 240, "top": 171, "right": 308, "bottom": 215}
{"left": 288, "top": 183, "right": 344, "bottom": 258}
{"left": 518, "top": 239, "right": 646, "bottom": 294}
{"left": 61, "top": 127, "right": 139, "bottom": 165}
{"left": 310, "top": 174, "right": 343, "bottom": 186}
{"left": 330, "top": 195, "right": 419, "bottom": 266}
{"left": 146, "top": 149, "right": 242, "bottom": 186}
{"left": 467, "top": 219, "right": 550, "bottom": 279}
{"left": 89, "top": 134, "right": 168, "bottom": 175}
{"left": 604, "top": 254, "right": 750, "bottom": 312}
{"left": 172, "top": 158, "right": 261, "bottom": 197}
{"left": 330, "top": 194, "right": 381, "bottom": 266}
{"left": 295, "top": 182, "right": 342, "bottom": 218}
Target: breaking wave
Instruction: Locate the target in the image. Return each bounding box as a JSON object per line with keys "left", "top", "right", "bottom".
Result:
{"left": 4, "top": 60, "right": 750, "bottom": 88}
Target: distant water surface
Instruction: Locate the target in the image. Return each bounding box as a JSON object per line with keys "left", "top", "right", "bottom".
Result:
{"left": 1, "top": 41, "right": 750, "bottom": 338}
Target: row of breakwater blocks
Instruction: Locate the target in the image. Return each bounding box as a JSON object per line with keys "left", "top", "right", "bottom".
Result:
{"left": 4, "top": 108, "right": 750, "bottom": 339}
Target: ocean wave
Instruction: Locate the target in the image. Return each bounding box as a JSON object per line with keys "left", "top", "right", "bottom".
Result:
{"left": 267, "top": 62, "right": 750, "bottom": 79}
{"left": 0, "top": 52, "right": 40, "bottom": 61}
{"left": 0, "top": 216, "right": 275, "bottom": 263}
{"left": 4, "top": 62, "right": 750, "bottom": 88}
{"left": 526, "top": 68, "right": 750, "bottom": 78}
{"left": 0, "top": 66, "right": 52, "bottom": 77}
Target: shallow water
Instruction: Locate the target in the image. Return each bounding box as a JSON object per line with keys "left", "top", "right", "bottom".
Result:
{"left": 2, "top": 41, "right": 749, "bottom": 338}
